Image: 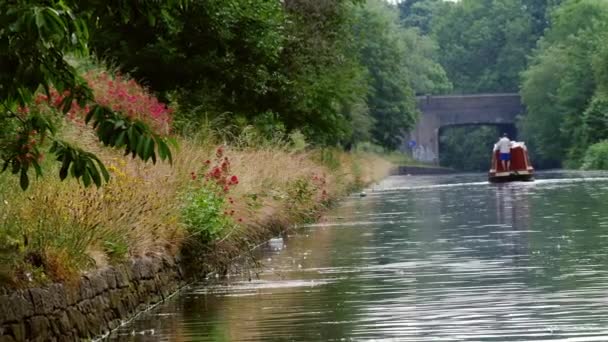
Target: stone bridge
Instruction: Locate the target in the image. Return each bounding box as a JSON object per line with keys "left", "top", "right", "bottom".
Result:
{"left": 404, "top": 93, "right": 524, "bottom": 164}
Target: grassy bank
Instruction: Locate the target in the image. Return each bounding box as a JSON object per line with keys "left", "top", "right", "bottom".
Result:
{"left": 0, "top": 123, "right": 393, "bottom": 289}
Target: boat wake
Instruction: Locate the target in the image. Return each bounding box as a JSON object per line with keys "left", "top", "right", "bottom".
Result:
{"left": 370, "top": 176, "right": 608, "bottom": 193}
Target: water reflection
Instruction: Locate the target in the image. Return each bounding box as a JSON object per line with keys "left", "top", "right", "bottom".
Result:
{"left": 108, "top": 171, "right": 608, "bottom": 341}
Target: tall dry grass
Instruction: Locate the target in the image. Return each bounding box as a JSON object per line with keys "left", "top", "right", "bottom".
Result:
{"left": 0, "top": 123, "right": 394, "bottom": 287}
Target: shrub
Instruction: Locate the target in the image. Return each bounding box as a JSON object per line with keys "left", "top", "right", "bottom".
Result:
{"left": 181, "top": 186, "right": 235, "bottom": 242}
{"left": 181, "top": 147, "right": 240, "bottom": 242}
{"left": 34, "top": 70, "right": 173, "bottom": 135}
{"left": 581, "top": 140, "right": 608, "bottom": 170}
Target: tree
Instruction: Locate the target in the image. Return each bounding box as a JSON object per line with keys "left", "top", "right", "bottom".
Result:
{"left": 401, "top": 28, "right": 452, "bottom": 95}
{"left": 353, "top": 0, "right": 419, "bottom": 149}
{"left": 0, "top": 1, "right": 173, "bottom": 189}
{"left": 519, "top": 0, "right": 608, "bottom": 167}
{"left": 398, "top": 0, "right": 447, "bottom": 35}
{"left": 432, "top": 0, "right": 538, "bottom": 93}
{"left": 271, "top": 0, "right": 370, "bottom": 145}
{"left": 80, "top": 0, "right": 285, "bottom": 120}
{"left": 439, "top": 126, "right": 500, "bottom": 171}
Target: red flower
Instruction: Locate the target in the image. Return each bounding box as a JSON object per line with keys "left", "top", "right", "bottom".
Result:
{"left": 230, "top": 175, "right": 239, "bottom": 185}
{"left": 216, "top": 147, "right": 224, "bottom": 158}
{"left": 204, "top": 160, "right": 211, "bottom": 164}
{"left": 190, "top": 172, "right": 197, "bottom": 180}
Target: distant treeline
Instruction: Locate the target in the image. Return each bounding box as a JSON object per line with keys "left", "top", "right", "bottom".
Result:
{"left": 4, "top": 0, "right": 607, "bottom": 170}
{"left": 63, "top": 0, "right": 452, "bottom": 150}
{"left": 400, "top": 0, "right": 608, "bottom": 170}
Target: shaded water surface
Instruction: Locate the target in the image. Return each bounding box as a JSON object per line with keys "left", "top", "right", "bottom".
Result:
{"left": 109, "top": 171, "right": 608, "bottom": 341}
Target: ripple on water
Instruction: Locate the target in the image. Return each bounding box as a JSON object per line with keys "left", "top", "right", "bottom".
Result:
{"left": 108, "top": 172, "right": 608, "bottom": 341}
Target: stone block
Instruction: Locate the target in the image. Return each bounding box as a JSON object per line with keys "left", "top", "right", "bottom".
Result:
{"left": 48, "top": 284, "right": 67, "bottom": 310}
{"left": 7, "top": 323, "right": 25, "bottom": 342}
{"left": 0, "top": 334, "right": 16, "bottom": 342}
{"left": 28, "top": 288, "right": 54, "bottom": 315}
{"left": 57, "top": 312, "right": 72, "bottom": 336}
{"left": 85, "top": 312, "right": 102, "bottom": 336}
{"left": 27, "top": 316, "right": 50, "bottom": 340}
{"left": 0, "top": 335, "right": 15, "bottom": 342}
{"left": 86, "top": 274, "right": 108, "bottom": 296}
{"left": 0, "top": 296, "right": 15, "bottom": 324}
{"left": 103, "top": 269, "right": 117, "bottom": 289}
{"left": 64, "top": 285, "right": 79, "bottom": 306}
{"left": 66, "top": 307, "right": 87, "bottom": 337}
{"left": 114, "top": 266, "right": 131, "bottom": 288}
{"left": 9, "top": 292, "right": 33, "bottom": 321}
{"left": 78, "top": 279, "right": 94, "bottom": 301}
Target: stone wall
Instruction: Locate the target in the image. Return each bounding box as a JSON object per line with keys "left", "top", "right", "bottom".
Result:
{"left": 0, "top": 255, "right": 184, "bottom": 342}
{"left": 405, "top": 93, "right": 524, "bottom": 164}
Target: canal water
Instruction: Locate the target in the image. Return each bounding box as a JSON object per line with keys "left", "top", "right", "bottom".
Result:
{"left": 109, "top": 171, "right": 608, "bottom": 341}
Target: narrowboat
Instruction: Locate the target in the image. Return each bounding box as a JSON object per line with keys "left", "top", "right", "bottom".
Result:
{"left": 488, "top": 142, "right": 534, "bottom": 183}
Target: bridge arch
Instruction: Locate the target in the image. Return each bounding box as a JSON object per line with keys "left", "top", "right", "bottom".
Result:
{"left": 405, "top": 93, "right": 524, "bottom": 164}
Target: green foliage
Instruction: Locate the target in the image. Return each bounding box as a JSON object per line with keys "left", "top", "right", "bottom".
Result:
{"left": 431, "top": 0, "right": 540, "bottom": 93}
{"left": 519, "top": 0, "right": 608, "bottom": 167}
{"left": 102, "top": 240, "right": 129, "bottom": 264}
{"left": 275, "top": 0, "right": 370, "bottom": 146}
{"left": 68, "top": 0, "right": 440, "bottom": 150}
{"left": 582, "top": 95, "right": 608, "bottom": 146}
{"left": 398, "top": 0, "right": 447, "bottom": 35}
{"left": 313, "top": 148, "right": 343, "bottom": 171}
{"left": 286, "top": 177, "right": 321, "bottom": 223}
{"left": 0, "top": 1, "right": 91, "bottom": 108}
{"left": 401, "top": 29, "right": 452, "bottom": 95}
{"left": 439, "top": 126, "right": 500, "bottom": 171}
{"left": 82, "top": 0, "right": 285, "bottom": 121}
{"left": 49, "top": 141, "right": 109, "bottom": 188}
{"left": 182, "top": 185, "right": 234, "bottom": 243}
{"left": 86, "top": 106, "right": 174, "bottom": 164}
{"left": 581, "top": 141, "right": 608, "bottom": 170}
{"left": 353, "top": 0, "right": 419, "bottom": 149}
{"left": 0, "top": 1, "right": 174, "bottom": 189}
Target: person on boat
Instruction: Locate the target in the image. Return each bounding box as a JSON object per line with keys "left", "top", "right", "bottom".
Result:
{"left": 494, "top": 133, "right": 512, "bottom": 171}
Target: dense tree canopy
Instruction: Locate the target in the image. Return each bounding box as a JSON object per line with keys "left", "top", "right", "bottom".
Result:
{"left": 2, "top": 0, "right": 455, "bottom": 189}
{"left": 0, "top": 1, "right": 174, "bottom": 189}
{"left": 6, "top": 0, "right": 605, "bottom": 175}
{"left": 519, "top": 0, "right": 608, "bottom": 168}
{"left": 431, "top": 0, "right": 538, "bottom": 93}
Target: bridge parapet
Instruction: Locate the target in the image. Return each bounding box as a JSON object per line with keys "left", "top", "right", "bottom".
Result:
{"left": 405, "top": 93, "right": 524, "bottom": 164}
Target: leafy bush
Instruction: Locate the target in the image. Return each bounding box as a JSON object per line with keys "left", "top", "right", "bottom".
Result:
{"left": 581, "top": 141, "right": 608, "bottom": 170}
{"left": 181, "top": 147, "right": 240, "bottom": 243}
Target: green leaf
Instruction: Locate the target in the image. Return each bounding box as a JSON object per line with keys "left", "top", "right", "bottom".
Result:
{"left": 20, "top": 168, "right": 29, "bottom": 190}
{"left": 85, "top": 105, "right": 98, "bottom": 124}
{"left": 82, "top": 167, "right": 91, "bottom": 187}
{"left": 135, "top": 133, "right": 146, "bottom": 159}
{"left": 85, "top": 160, "right": 100, "bottom": 187}
{"left": 144, "top": 136, "right": 154, "bottom": 161}
{"left": 32, "top": 161, "right": 43, "bottom": 177}
{"left": 115, "top": 131, "right": 126, "bottom": 147}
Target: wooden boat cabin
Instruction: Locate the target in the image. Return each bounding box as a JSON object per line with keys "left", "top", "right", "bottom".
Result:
{"left": 488, "top": 142, "right": 534, "bottom": 183}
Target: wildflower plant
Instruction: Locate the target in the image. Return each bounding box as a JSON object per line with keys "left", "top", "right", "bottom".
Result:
{"left": 181, "top": 147, "right": 241, "bottom": 242}
{"left": 0, "top": 2, "right": 176, "bottom": 190}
